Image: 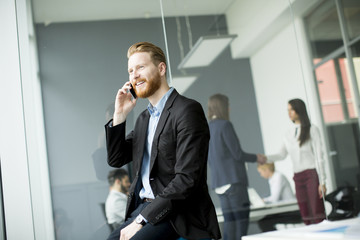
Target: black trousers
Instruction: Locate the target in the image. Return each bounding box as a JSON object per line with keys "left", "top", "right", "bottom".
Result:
{"left": 106, "top": 202, "right": 179, "bottom": 240}
{"left": 218, "top": 183, "right": 250, "bottom": 240}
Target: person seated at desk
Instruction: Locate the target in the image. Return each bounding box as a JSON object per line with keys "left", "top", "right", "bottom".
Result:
{"left": 105, "top": 168, "right": 131, "bottom": 230}
{"left": 257, "top": 163, "right": 301, "bottom": 232}
{"left": 257, "top": 163, "right": 295, "bottom": 203}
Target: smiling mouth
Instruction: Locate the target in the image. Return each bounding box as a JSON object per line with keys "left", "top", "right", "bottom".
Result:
{"left": 135, "top": 81, "right": 145, "bottom": 87}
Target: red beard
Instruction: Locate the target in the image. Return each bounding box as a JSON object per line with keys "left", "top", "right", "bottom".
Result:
{"left": 134, "top": 72, "right": 161, "bottom": 98}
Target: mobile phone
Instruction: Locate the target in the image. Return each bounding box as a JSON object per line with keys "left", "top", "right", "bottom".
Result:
{"left": 129, "top": 84, "right": 137, "bottom": 99}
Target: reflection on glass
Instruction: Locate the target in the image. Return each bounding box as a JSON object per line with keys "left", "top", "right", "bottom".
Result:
{"left": 29, "top": 0, "right": 339, "bottom": 238}
{"left": 305, "top": 0, "right": 343, "bottom": 59}
{"left": 342, "top": 0, "right": 360, "bottom": 41}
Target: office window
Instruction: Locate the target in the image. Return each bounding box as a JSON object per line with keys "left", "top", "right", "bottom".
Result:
{"left": 315, "top": 59, "right": 345, "bottom": 123}
{"left": 314, "top": 56, "right": 358, "bottom": 123}
{"left": 305, "top": 0, "right": 360, "bottom": 189}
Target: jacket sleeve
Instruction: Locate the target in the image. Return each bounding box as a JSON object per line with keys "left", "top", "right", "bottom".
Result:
{"left": 222, "top": 121, "right": 257, "bottom": 163}
{"left": 105, "top": 120, "right": 133, "bottom": 168}
{"left": 267, "top": 140, "right": 288, "bottom": 162}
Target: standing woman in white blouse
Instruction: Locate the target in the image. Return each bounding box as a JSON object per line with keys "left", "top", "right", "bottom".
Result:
{"left": 265, "top": 98, "right": 327, "bottom": 225}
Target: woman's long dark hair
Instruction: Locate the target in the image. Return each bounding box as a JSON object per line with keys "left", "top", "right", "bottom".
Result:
{"left": 288, "top": 99, "right": 311, "bottom": 146}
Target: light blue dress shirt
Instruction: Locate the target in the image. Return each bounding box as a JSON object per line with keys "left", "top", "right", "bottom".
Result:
{"left": 139, "top": 87, "right": 174, "bottom": 200}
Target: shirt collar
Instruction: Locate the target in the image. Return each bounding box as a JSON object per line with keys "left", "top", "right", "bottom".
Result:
{"left": 147, "top": 87, "right": 174, "bottom": 116}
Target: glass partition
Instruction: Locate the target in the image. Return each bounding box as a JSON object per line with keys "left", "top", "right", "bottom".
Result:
{"left": 161, "top": 0, "right": 331, "bottom": 236}
{"left": 20, "top": 0, "right": 359, "bottom": 239}
{"left": 33, "top": 2, "right": 165, "bottom": 240}
{"left": 304, "top": 0, "right": 360, "bottom": 221}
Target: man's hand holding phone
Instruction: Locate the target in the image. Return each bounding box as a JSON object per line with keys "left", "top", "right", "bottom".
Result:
{"left": 113, "top": 82, "right": 137, "bottom": 126}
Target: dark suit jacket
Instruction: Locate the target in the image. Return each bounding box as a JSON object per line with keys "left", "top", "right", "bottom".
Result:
{"left": 208, "top": 119, "right": 257, "bottom": 189}
{"left": 105, "top": 90, "right": 221, "bottom": 240}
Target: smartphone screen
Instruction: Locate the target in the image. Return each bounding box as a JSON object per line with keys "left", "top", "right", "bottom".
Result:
{"left": 129, "top": 84, "right": 137, "bottom": 99}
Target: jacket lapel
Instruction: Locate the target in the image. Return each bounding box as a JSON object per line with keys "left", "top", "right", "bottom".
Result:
{"left": 149, "top": 90, "right": 178, "bottom": 171}
{"left": 135, "top": 111, "right": 150, "bottom": 174}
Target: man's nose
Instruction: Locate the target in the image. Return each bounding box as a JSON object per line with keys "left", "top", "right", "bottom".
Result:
{"left": 133, "top": 69, "right": 140, "bottom": 79}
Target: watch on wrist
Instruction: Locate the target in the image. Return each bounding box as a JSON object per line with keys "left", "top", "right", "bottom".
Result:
{"left": 135, "top": 216, "right": 146, "bottom": 226}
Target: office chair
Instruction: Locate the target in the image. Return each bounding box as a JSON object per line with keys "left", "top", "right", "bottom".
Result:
{"left": 325, "top": 186, "right": 359, "bottom": 221}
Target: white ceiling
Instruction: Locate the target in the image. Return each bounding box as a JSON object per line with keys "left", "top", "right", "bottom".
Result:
{"left": 32, "top": 0, "right": 236, "bottom": 24}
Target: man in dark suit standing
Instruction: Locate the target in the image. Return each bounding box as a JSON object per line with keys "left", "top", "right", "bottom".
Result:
{"left": 105, "top": 42, "right": 221, "bottom": 240}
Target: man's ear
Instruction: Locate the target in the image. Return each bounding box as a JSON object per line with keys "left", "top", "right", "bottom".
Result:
{"left": 114, "top": 178, "right": 121, "bottom": 185}
{"left": 158, "top": 62, "right": 166, "bottom": 76}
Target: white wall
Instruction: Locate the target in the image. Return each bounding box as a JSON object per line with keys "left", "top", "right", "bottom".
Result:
{"left": 226, "top": 0, "right": 291, "bottom": 58}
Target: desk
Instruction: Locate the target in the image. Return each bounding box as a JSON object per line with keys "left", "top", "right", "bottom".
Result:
{"left": 250, "top": 200, "right": 299, "bottom": 222}
{"left": 243, "top": 217, "right": 360, "bottom": 240}
{"left": 216, "top": 200, "right": 299, "bottom": 223}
